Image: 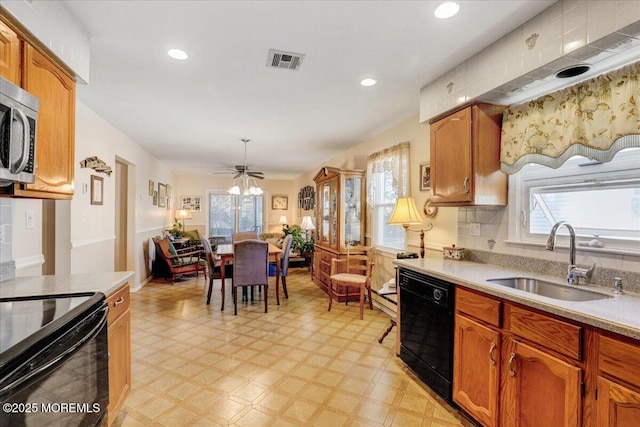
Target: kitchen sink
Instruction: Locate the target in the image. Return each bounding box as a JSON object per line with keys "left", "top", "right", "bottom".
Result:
{"left": 486, "top": 277, "right": 612, "bottom": 302}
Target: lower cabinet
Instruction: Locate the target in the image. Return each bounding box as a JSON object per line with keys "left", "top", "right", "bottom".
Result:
{"left": 501, "top": 338, "right": 582, "bottom": 427}
{"left": 106, "top": 284, "right": 131, "bottom": 426}
{"left": 596, "top": 333, "right": 640, "bottom": 427}
{"left": 454, "top": 287, "right": 584, "bottom": 427}
{"left": 595, "top": 377, "right": 640, "bottom": 427}
{"left": 453, "top": 314, "right": 500, "bottom": 427}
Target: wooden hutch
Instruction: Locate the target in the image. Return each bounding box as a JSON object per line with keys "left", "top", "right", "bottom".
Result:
{"left": 312, "top": 167, "right": 365, "bottom": 302}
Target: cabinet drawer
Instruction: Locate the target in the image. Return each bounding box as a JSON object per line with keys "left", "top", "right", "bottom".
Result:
{"left": 320, "top": 250, "right": 334, "bottom": 263}
{"left": 456, "top": 287, "right": 501, "bottom": 328}
{"left": 507, "top": 305, "right": 582, "bottom": 360}
{"left": 599, "top": 334, "right": 640, "bottom": 386}
{"left": 107, "top": 284, "right": 130, "bottom": 325}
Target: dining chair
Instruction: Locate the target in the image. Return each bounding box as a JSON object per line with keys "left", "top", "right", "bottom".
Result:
{"left": 201, "top": 239, "right": 224, "bottom": 308}
{"left": 279, "top": 234, "right": 293, "bottom": 299}
{"left": 232, "top": 231, "right": 258, "bottom": 243}
{"left": 328, "top": 246, "right": 375, "bottom": 320}
{"left": 233, "top": 239, "right": 269, "bottom": 315}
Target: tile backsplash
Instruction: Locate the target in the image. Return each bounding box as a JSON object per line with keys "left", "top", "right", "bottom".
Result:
{"left": 457, "top": 206, "right": 640, "bottom": 293}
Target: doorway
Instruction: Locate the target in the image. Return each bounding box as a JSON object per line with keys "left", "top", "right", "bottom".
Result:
{"left": 114, "top": 159, "right": 128, "bottom": 271}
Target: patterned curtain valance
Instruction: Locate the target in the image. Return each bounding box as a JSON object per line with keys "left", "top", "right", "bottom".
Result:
{"left": 500, "top": 61, "right": 640, "bottom": 174}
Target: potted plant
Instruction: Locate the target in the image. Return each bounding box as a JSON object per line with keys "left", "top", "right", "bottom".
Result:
{"left": 167, "top": 219, "right": 183, "bottom": 239}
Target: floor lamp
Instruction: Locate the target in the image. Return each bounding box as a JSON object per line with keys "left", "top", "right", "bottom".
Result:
{"left": 387, "top": 197, "right": 433, "bottom": 258}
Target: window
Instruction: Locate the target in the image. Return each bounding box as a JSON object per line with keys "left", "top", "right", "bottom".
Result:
{"left": 208, "top": 192, "right": 263, "bottom": 241}
{"left": 511, "top": 148, "right": 640, "bottom": 254}
{"left": 366, "top": 142, "right": 410, "bottom": 251}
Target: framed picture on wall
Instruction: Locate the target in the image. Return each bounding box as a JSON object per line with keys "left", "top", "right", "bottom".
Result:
{"left": 181, "top": 195, "right": 201, "bottom": 212}
{"left": 272, "top": 195, "right": 288, "bottom": 210}
{"left": 148, "top": 180, "right": 154, "bottom": 196}
{"left": 153, "top": 191, "right": 158, "bottom": 205}
{"left": 420, "top": 162, "right": 431, "bottom": 191}
{"left": 158, "top": 183, "right": 166, "bottom": 207}
{"left": 91, "top": 175, "right": 103, "bottom": 205}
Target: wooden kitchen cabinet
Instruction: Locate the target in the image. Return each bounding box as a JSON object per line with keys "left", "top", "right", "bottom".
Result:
{"left": 312, "top": 166, "right": 365, "bottom": 301}
{"left": 106, "top": 284, "right": 131, "bottom": 426}
{"left": 0, "top": 20, "right": 20, "bottom": 85}
{"left": 0, "top": 17, "right": 75, "bottom": 199}
{"left": 429, "top": 103, "right": 507, "bottom": 206}
{"left": 454, "top": 286, "right": 584, "bottom": 427}
{"left": 454, "top": 313, "right": 501, "bottom": 427}
{"left": 501, "top": 338, "right": 582, "bottom": 427}
{"left": 595, "top": 334, "right": 640, "bottom": 426}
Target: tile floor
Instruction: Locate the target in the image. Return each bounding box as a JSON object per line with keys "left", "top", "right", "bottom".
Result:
{"left": 113, "top": 268, "right": 469, "bottom": 426}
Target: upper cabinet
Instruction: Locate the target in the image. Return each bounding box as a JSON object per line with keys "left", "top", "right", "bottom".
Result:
{"left": 429, "top": 103, "right": 507, "bottom": 206}
{"left": 0, "top": 21, "right": 20, "bottom": 85}
{"left": 0, "top": 18, "right": 76, "bottom": 199}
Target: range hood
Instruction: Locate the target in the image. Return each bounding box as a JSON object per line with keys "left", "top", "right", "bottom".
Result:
{"left": 480, "top": 21, "right": 640, "bottom": 106}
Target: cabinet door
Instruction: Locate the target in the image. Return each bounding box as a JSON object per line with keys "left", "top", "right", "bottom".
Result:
{"left": 502, "top": 339, "right": 582, "bottom": 427}
{"left": 430, "top": 107, "right": 472, "bottom": 204}
{"left": 0, "top": 21, "right": 20, "bottom": 85}
{"left": 108, "top": 309, "right": 131, "bottom": 425}
{"left": 454, "top": 314, "right": 500, "bottom": 427}
{"left": 596, "top": 377, "right": 640, "bottom": 427}
{"left": 21, "top": 44, "right": 75, "bottom": 197}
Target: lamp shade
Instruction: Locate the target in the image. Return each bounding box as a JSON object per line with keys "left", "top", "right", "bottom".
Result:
{"left": 279, "top": 215, "right": 289, "bottom": 225}
{"left": 387, "top": 197, "right": 425, "bottom": 228}
{"left": 300, "top": 215, "right": 316, "bottom": 230}
{"left": 176, "top": 209, "right": 192, "bottom": 220}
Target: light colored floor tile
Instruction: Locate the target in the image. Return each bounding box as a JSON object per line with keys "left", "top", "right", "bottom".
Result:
{"left": 113, "top": 269, "right": 467, "bottom": 427}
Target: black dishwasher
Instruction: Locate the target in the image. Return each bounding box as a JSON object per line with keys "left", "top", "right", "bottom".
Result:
{"left": 399, "top": 268, "right": 456, "bottom": 404}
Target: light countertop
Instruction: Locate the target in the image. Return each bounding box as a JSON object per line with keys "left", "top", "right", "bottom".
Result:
{"left": 0, "top": 271, "right": 135, "bottom": 298}
{"left": 394, "top": 258, "right": 640, "bottom": 341}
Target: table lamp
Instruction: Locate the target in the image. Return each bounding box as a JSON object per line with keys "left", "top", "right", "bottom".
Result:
{"left": 176, "top": 209, "right": 192, "bottom": 233}
{"left": 300, "top": 215, "right": 315, "bottom": 240}
{"left": 279, "top": 215, "right": 289, "bottom": 231}
{"left": 387, "top": 197, "right": 433, "bottom": 258}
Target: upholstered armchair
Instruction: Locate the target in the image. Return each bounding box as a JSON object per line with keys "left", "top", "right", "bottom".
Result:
{"left": 155, "top": 238, "right": 207, "bottom": 284}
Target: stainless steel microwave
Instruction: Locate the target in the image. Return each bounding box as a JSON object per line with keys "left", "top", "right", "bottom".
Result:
{"left": 0, "top": 76, "right": 39, "bottom": 186}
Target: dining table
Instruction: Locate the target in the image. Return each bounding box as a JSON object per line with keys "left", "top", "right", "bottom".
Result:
{"left": 215, "top": 243, "right": 283, "bottom": 311}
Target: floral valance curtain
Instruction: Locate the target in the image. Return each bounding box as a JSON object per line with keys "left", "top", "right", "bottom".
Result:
{"left": 366, "top": 141, "right": 410, "bottom": 205}
{"left": 500, "top": 61, "right": 640, "bottom": 174}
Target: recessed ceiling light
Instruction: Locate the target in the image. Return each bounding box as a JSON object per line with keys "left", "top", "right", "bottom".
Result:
{"left": 167, "top": 49, "right": 188, "bottom": 60}
{"left": 360, "top": 78, "right": 377, "bottom": 87}
{"left": 434, "top": 2, "right": 460, "bottom": 19}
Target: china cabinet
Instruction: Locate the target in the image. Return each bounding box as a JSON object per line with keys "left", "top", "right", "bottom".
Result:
{"left": 312, "top": 166, "right": 365, "bottom": 300}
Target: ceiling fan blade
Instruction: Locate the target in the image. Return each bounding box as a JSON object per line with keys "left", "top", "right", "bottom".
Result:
{"left": 233, "top": 172, "right": 243, "bottom": 179}
{"left": 212, "top": 171, "right": 234, "bottom": 175}
{"left": 247, "top": 172, "right": 264, "bottom": 179}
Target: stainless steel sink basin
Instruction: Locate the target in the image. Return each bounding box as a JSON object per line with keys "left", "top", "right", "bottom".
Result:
{"left": 486, "top": 277, "right": 612, "bottom": 301}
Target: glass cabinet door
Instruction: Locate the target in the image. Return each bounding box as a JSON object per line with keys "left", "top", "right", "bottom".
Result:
{"left": 321, "top": 182, "right": 330, "bottom": 244}
{"left": 344, "top": 176, "right": 362, "bottom": 246}
{"left": 330, "top": 179, "right": 337, "bottom": 247}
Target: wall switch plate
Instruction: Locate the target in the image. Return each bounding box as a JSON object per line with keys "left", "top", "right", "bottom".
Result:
{"left": 25, "top": 210, "right": 35, "bottom": 229}
{"left": 469, "top": 222, "right": 481, "bottom": 236}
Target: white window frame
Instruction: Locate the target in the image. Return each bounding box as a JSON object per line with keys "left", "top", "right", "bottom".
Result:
{"left": 206, "top": 189, "right": 265, "bottom": 237}
{"left": 370, "top": 172, "right": 405, "bottom": 252}
{"left": 507, "top": 148, "right": 640, "bottom": 256}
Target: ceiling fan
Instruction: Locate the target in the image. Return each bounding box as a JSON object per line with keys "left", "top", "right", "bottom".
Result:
{"left": 213, "top": 139, "right": 265, "bottom": 180}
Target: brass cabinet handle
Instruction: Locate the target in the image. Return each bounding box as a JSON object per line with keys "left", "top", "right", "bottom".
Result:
{"left": 113, "top": 297, "right": 125, "bottom": 307}
{"left": 463, "top": 177, "right": 470, "bottom": 193}
{"left": 489, "top": 342, "right": 497, "bottom": 365}
{"left": 508, "top": 352, "right": 516, "bottom": 377}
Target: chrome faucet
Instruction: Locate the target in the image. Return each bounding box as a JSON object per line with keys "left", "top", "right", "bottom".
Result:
{"left": 546, "top": 221, "right": 595, "bottom": 285}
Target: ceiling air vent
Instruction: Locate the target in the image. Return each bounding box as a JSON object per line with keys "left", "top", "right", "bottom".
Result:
{"left": 267, "top": 49, "right": 304, "bottom": 71}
